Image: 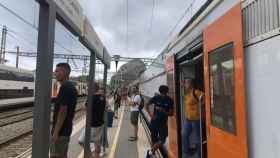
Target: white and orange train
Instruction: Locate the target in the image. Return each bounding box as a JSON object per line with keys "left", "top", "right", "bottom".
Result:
{"left": 139, "top": 0, "right": 279, "bottom": 158}
{"left": 0, "top": 64, "right": 87, "bottom": 105}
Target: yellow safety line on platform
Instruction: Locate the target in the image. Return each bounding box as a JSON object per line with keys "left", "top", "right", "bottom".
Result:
{"left": 108, "top": 107, "right": 125, "bottom": 158}
{"left": 77, "top": 108, "right": 125, "bottom": 158}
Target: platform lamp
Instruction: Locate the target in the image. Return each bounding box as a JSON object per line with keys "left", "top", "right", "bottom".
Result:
{"left": 113, "top": 55, "right": 120, "bottom": 72}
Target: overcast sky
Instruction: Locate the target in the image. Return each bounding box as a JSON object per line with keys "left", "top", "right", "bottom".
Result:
{"left": 0, "top": 0, "right": 206, "bottom": 78}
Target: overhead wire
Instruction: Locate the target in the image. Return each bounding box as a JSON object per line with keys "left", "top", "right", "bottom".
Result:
{"left": 0, "top": 2, "right": 88, "bottom": 74}
{"left": 153, "top": 0, "right": 196, "bottom": 58}
{"left": 126, "top": 0, "right": 129, "bottom": 53}
{"left": 147, "top": 0, "right": 156, "bottom": 35}
{"left": 144, "top": 0, "right": 156, "bottom": 56}
{"left": 167, "top": 0, "right": 195, "bottom": 38}
{"left": 7, "top": 29, "right": 37, "bottom": 50}
{"left": 0, "top": 2, "right": 79, "bottom": 56}
{"left": 6, "top": 32, "right": 35, "bottom": 51}
{"left": 0, "top": 2, "right": 37, "bottom": 30}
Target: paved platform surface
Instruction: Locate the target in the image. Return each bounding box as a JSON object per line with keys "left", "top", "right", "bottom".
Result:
{"left": 70, "top": 106, "right": 150, "bottom": 158}
{"left": 16, "top": 106, "right": 151, "bottom": 158}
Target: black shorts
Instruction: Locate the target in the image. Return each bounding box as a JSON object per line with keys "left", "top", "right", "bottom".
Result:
{"left": 130, "top": 111, "right": 139, "bottom": 125}
{"left": 150, "top": 120, "right": 168, "bottom": 144}
{"left": 50, "top": 136, "right": 70, "bottom": 157}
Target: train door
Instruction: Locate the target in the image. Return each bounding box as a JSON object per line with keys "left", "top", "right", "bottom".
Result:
{"left": 203, "top": 3, "right": 248, "bottom": 158}
{"left": 178, "top": 48, "right": 207, "bottom": 158}
{"left": 166, "top": 55, "right": 179, "bottom": 158}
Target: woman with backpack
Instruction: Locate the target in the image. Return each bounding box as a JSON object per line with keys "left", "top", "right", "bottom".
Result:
{"left": 182, "top": 78, "right": 204, "bottom": 157}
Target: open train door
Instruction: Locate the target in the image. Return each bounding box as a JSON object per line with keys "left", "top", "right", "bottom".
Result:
{"left": 203, "top": 3, "right": 248, "bottom": 158}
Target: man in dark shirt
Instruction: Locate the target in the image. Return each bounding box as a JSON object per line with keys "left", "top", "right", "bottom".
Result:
{"left": 90, "top": 85, "right": 106, "bottom": 158}
{"left": 146, "top": 85, "right": 174, "bottom": 158}
{"left": 80, "top": 83, "right": 105, "bottom": 158}
{"left": 51, "top": 63, "right": 77, "bottom": 158}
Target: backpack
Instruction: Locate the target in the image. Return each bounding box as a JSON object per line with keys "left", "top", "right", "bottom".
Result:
{"left": 138, "top": 94, "right": 145, "bottom": 110}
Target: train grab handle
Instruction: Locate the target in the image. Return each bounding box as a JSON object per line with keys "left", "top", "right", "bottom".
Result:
{"left": 199, "top": 95, "right": 207, "bottom": 158}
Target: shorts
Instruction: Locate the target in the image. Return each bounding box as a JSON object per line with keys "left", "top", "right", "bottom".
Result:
{"left": 91, "top": 126, "right": 103, "bottom": 146}
{"left": 78, "top": 126, "right": 103, "bottom": 146}
{"left": 50, "top": 136, "right": 70, "bottom": 157}
{"left": 150, "top": 120, "right": 168, "bottom": 144}
{"left": 130, "top": 111, "right": 139, "bottom": 126}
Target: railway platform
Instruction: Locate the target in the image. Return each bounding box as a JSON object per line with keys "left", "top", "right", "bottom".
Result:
{"left": 0, "top": 97, "right": 34, "bottom": 111}
{"left": 15, "top": 106, "right": 152, "bottom": 158}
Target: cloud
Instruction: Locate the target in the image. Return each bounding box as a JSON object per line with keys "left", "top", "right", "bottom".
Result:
{"left": 0, "top": 0, "right": 206, "bottom": 76}
{"left": 81, "top": 0, "right": 206, "bottom": 59}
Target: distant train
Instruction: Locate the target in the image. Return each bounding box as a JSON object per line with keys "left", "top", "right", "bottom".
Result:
{"left": 0, "top": 64, "right": 34, "bottom": 100}
{"left": 0, "top": 64, "right": 87, "bottom": 103}
{"left": 139, "top": 1, "right": 280, "bottom": 158}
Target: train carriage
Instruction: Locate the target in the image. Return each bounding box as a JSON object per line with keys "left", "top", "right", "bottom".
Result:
{"left": 0, "top": 64, "right": 34, "bottom": 100}
{"left": 139, "top": 0, "right": 280, "bottom": 158}
{"left": 0, "top": 64, "right": 87, "bottom": 104}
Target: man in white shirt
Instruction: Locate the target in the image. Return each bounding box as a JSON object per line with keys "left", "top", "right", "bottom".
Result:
{"left": 128, "top": 87, "right": 141, "bottom": 141}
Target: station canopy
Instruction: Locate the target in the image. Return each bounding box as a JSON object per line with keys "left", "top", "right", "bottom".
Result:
{"left": 48, "top": 0, "right": 111, "bottom": 67}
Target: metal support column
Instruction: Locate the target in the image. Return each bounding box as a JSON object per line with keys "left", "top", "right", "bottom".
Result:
{"left": 0, "top": 26, "right": 7, "bottom": 64}
{"left": 102, "top": 64, "right": 109, "bottom": 150}
{"left": 84, "top": 51, "right": 96, "bottom": 158}
{"left": 16, "top": 46, "right": 19, "bottom": 68}
{"left": 103, "top": 65, "right": 108, "bottom": 93}
{"left": 32, "top": 2, "right": 56, "bottom": 158}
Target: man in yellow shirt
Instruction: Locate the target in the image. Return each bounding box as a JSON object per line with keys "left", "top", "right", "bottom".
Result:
{"left": 182, "top": 78, "right": 203, "bottom": 157}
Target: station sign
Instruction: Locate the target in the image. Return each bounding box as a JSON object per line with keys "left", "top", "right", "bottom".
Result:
{"left": 83, "top": 18, "right": 110, "bottom": 64}
{"left": 54, "top": 0, "right": 84, "bottom": 33}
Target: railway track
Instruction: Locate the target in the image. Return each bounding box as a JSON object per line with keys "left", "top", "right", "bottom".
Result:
{"left": 0, "top": 98, "right": 86, "bottom": 158}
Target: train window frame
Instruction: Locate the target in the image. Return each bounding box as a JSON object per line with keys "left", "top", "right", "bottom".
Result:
{"left": 208, "top": 42, "right": 237, "bottom": 135}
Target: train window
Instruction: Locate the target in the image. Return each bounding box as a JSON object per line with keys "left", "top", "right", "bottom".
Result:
{"left": 209, "top": 43, "right": 236, "bottom": 135}
{"left": 0, "top": 69, "right": 7, "bottom": 80}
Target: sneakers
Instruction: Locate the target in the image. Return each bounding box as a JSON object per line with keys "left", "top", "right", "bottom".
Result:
{"left": 99, "top": 151, "right": 106, "bottom": 157}
{"left": 145, "top": 150, "right": 156, "bottom": 158}
{"left": 128, "top": 136, "right": 138, "bottom": 141}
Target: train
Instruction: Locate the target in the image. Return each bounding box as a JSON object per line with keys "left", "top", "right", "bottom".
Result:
{"left": 138, "top": 0, "right": 279, "bottom": 158}
{"left": 0, "top": 64, "right": 34, "bottom": 100}
{"left": 0, "top": 64, "right": 87, "bottom": 105}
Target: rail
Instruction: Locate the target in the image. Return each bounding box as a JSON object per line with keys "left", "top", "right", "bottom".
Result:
{"left": 0, "top": 97, "right": 86, "bottom": 158}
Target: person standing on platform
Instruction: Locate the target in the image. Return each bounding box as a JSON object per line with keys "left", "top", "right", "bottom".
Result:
{"left": 146, "top": 85, "right": 174, "bottom": 158}
{"left": 121, "top": 87, "right": 130, "bottom": 111}
{"left": 51, "top": 63, "right": 78, "bottom": 158}
{"left": 128, "top": 87, "right": 141, "bottom": 141}
{"left": 182, "top": 78, "right": 203, "bottom": 157}
{"left": 89, "top": 84, "right": 106, "bottom": 158}
{"left": 100, "top": 92, "right": 110, "bottom": 157}
{"left": 113, "top": 89, "right": 121, "bottom": 118}
{"left": 78, "top": 83, "right": 106, "bottom": 158}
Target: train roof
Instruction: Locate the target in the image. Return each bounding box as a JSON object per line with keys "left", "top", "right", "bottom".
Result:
{"left": 168, "top": 0, "right": 214, "bottom": 50}
{"left": 0, "top": 64, "right": 34, "bottom": 75}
